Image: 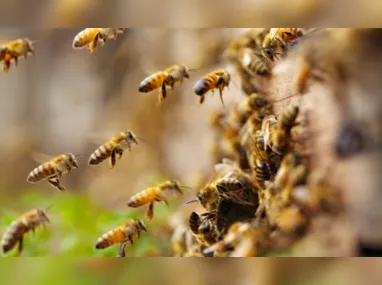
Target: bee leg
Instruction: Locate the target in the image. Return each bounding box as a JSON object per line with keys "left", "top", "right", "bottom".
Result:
{"left": 2, "top": 59, "right": 10, "bottom": 73}
{"left": 14, "top": 56, "right": 18, "bottom": 66}
{"left": 17, "top": 237, "right": 24, "bottom": 256}
{"left": 117, "top": 243, "right": 127, "bottom": 257}
{"left": 160, "top": 82, "right": 167, "bottom": 103}
{"left": 146, "top": 202, "right": 154, "bottom": 222}
{"left": 109, "top": 148, "right": 117, "bottom": 169}
{"left": 48, "top": 177, "right": 65, "bottom": 191}
{"left": 218, "top": 86, "right": 225, "bottom": 107}
{"left": 199, "top": 95, "right": 205, "bottom": 104}
{"left": 89, "top": 34, "right": 99, "bottom": 53}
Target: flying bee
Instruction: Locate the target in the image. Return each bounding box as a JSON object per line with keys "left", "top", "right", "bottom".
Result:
{"left": 127, "top": 180, "right": 185, "bottom": 222}
{"left": 138, "top": 65, "right": 192, "bottom": 104}
{"left": 73, "top": 28, "right": 125, "bottom": 53}
{"left": 262, "top": 28, "right": 303, "bottom": 61}
{"left": 95, "top": 219, "right": 146, "bottom": 257}
{"left": 194, "top": 69, "right": 230, "bottom": 106}
{"left": 88, "top": 130, "right": 138, "bottom": 169}
{"left": 0, "top": 38, "right": 35, "bottom": 73}
{"left": 1, "top": 209, "right": 50, "bottom": 256}
{"left": 27, "top": 153, "right": 79, "bottom": 191}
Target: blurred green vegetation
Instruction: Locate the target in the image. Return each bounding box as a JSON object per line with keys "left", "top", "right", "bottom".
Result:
{"left": 0, "top": 189, "right": 176, "bottom": 257}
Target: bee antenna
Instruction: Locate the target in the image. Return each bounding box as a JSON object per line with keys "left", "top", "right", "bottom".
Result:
{"left": 272, "top": 92, "right": 300, "bottom": 103}
{"left": 45, "top": 204, "right": 54, "bottom": 212}
{"left": 136, "top": 136, "right": 146, "bottom": 144}
{"left": 74, "top": 154, "right": 81, "bottom": 158}
{"left": 188, "top": 68, "right": 199, "bottom": 73}
{"left": 30, "top": 40, "right": 40, "bottom": 45}
{"left": 230, "top": 79, "right": 239, "bottom": 90}
{"left": 186, "top": 200, "right": 199, "bottom": 204}
{"left": 180, "top": 185, "right": 192, "bottom": 190}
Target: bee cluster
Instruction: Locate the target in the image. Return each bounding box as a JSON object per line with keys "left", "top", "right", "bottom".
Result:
{"left": 1, "top": 28, "right": 379, "bottom": 257}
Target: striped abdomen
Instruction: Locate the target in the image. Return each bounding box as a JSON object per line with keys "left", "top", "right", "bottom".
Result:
{"left": 280, "top": 105, "right": 299, "bottom": 132}
{"left": 138, "top": 72, "right": 168, "bottom": 93}
{"left": 1, "top": 221, "right": 28, "bottom": 253}
{"left": 73, "top": 28, "right": 100, "bottom": 48}
{"left": 248, "top": 58, "right": 268, "bottom": 76}
{"left": 27, "top": 162, "right": 57, "bottom": 183}
{"left": 194, "top": 74, "right": 219, "bottom": 96}
{"left": 189, "top": 212, "right": 201, "bottom": 235}
{"left": 255, "top": 161, "right": 271, "bottom": 189}
{"left": 95, "top": 228, "right": 126, "bottom": 249}
{"left": 127, "top": 188, "right": 159, "bottom": 207}
{"left": 88, "top": 141, "right": 116, "bottom": 165}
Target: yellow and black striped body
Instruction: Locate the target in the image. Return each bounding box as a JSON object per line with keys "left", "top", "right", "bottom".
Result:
{"left": 197, "top": 184, "right": 219, "bottom": 210}
{"left": 88, "top": 140, "right": 119, "bottom": 166}
{"left": 240, "top": 48, "right": 269, "bottom": 76}
{"left": 1, "top": 220, "right": 28, "bottom": 253}
{"left": 254, "top": 159, "right": 271, "bottom": 189}
{"left": 194, "top": 69, "right": 230, "bottom": 105}
{"left": 270, "top": 28, "right": 302, "bottom": 48}
{"left": 73, "top": 28, "right": 105, "bottom": 53}
{"left": 88, "top": 130, "right": 138, "bottom": 168}
{"left": 0, "top": 38, "right": 34, "bottom": 73}
{"left": 194, "top": 73, "right": 221, "bottom": 96}
{"left": 138, "top": 71, "right": 169, "bottom": 93}
{"left": 126, "top": 187, "right": 160, "bottom": 208}
{"left": 27, "top": 153, "right": 77, "bottom": 183}
{"left": 95, "top": 219, "right": 146, "bottom": 250}
{"left": 278, "top": 105, "right": 299, "bottom": 133}
{"left": 1, "top": 209, "right": 49, "bottom": 254}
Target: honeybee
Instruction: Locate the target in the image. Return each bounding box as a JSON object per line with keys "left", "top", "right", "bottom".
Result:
{"left": 263, "top": 105, "right": 299, "bottom": 155}
{"left": 189, "top": 211, "right": 219, "bottom": 247}
{"left": 262, "top": 28, "right": 303, "bottom": 61}
{"left": 194, "top": 69, "right": 231, "bottom": 106}
{"left": 73, "top": 28, "right": 125, "bottom": 53}
{"left": 239, "top": 48, "right": 269, "bottom": 76}
{"left": 254, "top": 159, "right": 271, "bottom": 190}
{"left": 1, "top": 209, "right": 50, "bottom": 256}
{"left": 88, "top": 130, "right": 138, "bottom": 169}
{"left": 0, "top": 38, "right": 35, "bottom": 72}
{"left": 138, "top": 65, "right": 191, "bottom": 104}
{"left": 204, "top": 219, "right": 268, "bottom": 257}
{"left": 95, "top": 218, "right": 146, "bottom": 257}
{"left": 126, "top": 180, "right": 185, "bottom": 221}
{"left": 27, "top": 153, "right": 79, "bottom": 191}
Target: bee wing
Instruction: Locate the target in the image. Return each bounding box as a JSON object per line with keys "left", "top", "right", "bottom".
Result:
{"left": 269, "top": 28, "right": 280, "bottom": 40}
{"left": 30, "top": 151, "right": 55, "bottom": 164}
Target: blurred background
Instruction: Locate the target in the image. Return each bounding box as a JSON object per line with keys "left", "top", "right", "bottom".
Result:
{"left": 0, "top": 1, "right": 381, "bottom": 261}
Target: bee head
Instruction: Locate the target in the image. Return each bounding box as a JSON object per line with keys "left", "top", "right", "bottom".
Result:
{"left": 24, "top": 38, "right": 35, "bottom": 55}
{"left": 37, "top": 209, "right": 50, "bottom": 224}
{"left": 123, "top": 130, "right": 139, "bottom": 145}
{"left": 67, "top": 153, "right": 80, "bottom": 168}
{"left": 261, "top": 48, "right": 276, "bottom": 61}
{"left": 180, "top": 65, "right": 190, "bottom": 79}
{"left": 169, "top": 180, "right": 184, "bottom": 196}
{"left": 135, "top": 219, "right": 147, "bottom": 232}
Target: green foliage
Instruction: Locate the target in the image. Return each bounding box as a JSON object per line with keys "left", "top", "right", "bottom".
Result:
{"left": 0, "top": 191, "right": 173, "bottom": 257}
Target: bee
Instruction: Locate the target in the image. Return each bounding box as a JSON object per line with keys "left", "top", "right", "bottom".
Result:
{"left": 1, "top": 209, "right": 50, "bottom": 256}
{"left": 278, "top": 105, "right": 300, "bottom": 134}
{"left": 254, "top": 159, "right": 271, "bottom": 190}
{"left": 88, "top": 130, "right": 138, "bottom": 169}
{"left": 263, "top": 105, "right": 299, "bottom": 155}
{"left": 194, "top": 69, "right": 230, "bottom": 106}
{"left": 262, "top": 28, "right": 303, "bottom": 61}
{"left": 138, "top": 65, "right": 191, "bottom": 104}
{"left": 95, "top": 219, "right": 146, "bottom": 257}
{"left": 239, "top": 48, "right": 269, "bottom": 76}
{"left": 189, "top": 211, "right": 219, "bottom": 247}
{"left": 0, "top": 38, "right": 35, "bottom": 73}
{"left": 27, "top": 153, "right": 79, "bottom": 191}
{"left": 72, "top": 28, "right": 125, "bottom": 53}
{"left": 127, "top": 180, "right": 185, "bottom": 221}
